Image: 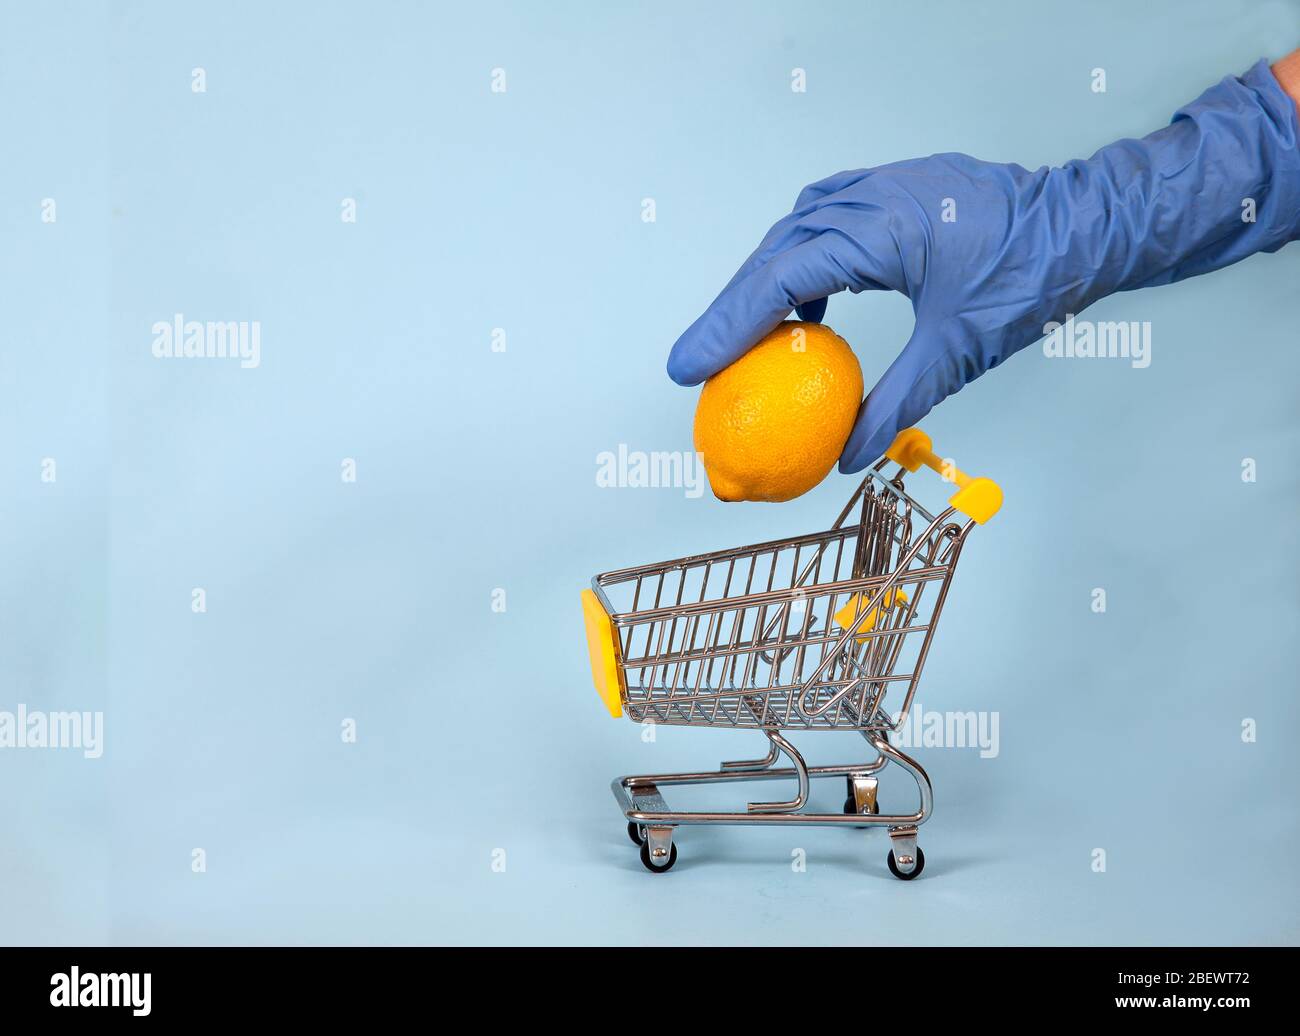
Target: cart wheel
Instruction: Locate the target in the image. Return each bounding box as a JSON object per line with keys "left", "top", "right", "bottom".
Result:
{"left": 626, "top": 821, "right": 646, "bottom": 846}
{"left": 886, "top": 846, "right": 925, "bottom": 881}
{"left": 639, "top": 839, "right": 678, "bottom": 873}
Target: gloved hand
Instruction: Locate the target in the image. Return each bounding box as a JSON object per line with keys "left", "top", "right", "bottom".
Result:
{"left": 668, "top": 59, "right": 1300, "bottom": 472}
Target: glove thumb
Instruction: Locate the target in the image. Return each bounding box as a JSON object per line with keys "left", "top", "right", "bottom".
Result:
{"left": 838, "top": 320, "right": 966, "bottom": 473}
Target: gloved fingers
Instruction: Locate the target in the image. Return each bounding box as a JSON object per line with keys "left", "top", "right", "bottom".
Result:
{"left": 790, "top": 202, "right": 911, "bottom": 294}
{"left": 669, "top": 205, "right": 911, "bottom": 386}
{"left": 668, "top": 234, "right": 879, "bottom": 386}
{"left": 794, "top": 297, "right": 828, "bottom": 323}
{"left": 838, "top": 323, "right": 962, "bottom": 473}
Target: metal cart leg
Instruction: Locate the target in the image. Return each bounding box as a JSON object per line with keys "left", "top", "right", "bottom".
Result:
{"left": 746, "top": 731, "right": 808, "bottom": 813}
{"left": 866, "top": 728, "right": 932, "bottom": 879}
{"left": 864, "top": 728, "right": 933, "bottom": 822}
{"left": 719, "top": 739, "right": 780, "bottom": 772}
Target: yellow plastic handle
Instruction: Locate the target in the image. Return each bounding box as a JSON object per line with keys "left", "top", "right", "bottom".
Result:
{"left": 885, "top": 428, "right": 1002, "bottom": 524}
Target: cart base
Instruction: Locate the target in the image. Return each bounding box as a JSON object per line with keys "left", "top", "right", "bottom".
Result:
{"left": 612, "top": 729, "right": 932, "bottom": 878}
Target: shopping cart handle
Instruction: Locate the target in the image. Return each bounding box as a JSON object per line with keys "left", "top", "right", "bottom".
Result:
{"left": 885, "top": 428, "right": 1002, "bottom": 524}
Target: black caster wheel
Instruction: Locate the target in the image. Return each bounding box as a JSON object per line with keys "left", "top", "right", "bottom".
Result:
{"left": 887, "top": 846, "right": 925, "bottom": 881}
{"left": 639, "top": 839, "right": 678, "bottom": 873}
{"left": 626, "top": 821, "right": 646, "bottom": 845}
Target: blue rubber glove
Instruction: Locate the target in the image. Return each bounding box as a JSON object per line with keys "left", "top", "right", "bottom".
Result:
{"left": 667, "top": 59, "right": 1300, "bottom": 472}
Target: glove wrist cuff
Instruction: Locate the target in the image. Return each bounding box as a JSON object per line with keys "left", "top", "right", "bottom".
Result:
{"left": 1078, "top": 58, "right": 1300, "bottom": 295}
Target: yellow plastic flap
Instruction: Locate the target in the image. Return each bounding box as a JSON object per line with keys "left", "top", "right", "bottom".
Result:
{"left": 834, "top": 587, "right": 909, "bottom": 641}
{"left": 581, "top": 589, "right": 623, "bottom": 718}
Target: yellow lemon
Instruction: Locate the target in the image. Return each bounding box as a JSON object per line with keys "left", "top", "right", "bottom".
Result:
{"left": 694, "top": 321, "right": 863, "bottom": 502}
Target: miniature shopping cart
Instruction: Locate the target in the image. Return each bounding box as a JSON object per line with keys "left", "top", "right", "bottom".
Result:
{"left": 581, "top": 428, "right": 1001, "bottom": 878}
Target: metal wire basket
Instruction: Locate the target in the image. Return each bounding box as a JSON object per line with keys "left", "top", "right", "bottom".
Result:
{"left": 582, "top": 428, "right": 1001, "bottom": 878}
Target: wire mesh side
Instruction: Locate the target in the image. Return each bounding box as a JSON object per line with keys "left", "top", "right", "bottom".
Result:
{"left": 597, "top": 475, "right": 970, "bottom": 730}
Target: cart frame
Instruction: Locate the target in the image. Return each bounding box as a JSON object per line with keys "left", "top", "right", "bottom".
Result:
{"left": 584, "top": 428, "right": 1001, "bottom": 878}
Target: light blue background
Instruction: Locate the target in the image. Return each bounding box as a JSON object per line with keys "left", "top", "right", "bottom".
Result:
{"left": 2, "top": 0, "right": 1298, "bottom": 945}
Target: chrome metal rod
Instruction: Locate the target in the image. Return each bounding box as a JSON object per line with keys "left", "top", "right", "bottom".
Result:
{"left": 865, "top": 729, "right": 933, "bottom": 823}
{"left": 613, "top": 770, "right": 924, "bottom": 828}
{"left": 616, "top": 758, "right": 886, "bottom": 791}
{"left": 795, "top": 508, "right": 958, "bottom": 720}
{"left": 746, "top": 731, "right": 808, "bottom": 813}
{"left": 719, "top": 739, "right": 780, "bottom": 772}
{"left": 622, "top": 809, "right": 923, "bottom": 828}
